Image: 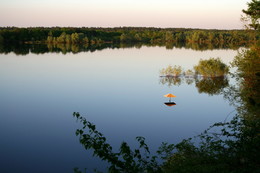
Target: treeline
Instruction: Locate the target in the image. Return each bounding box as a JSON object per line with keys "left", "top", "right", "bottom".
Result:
{"left": 0, "top": 27, "right": 257, "bottom": 45}
{"left": 0, "top": 27, "right": 121, "bottom": 44}
{"left": 118, "top": 28, "right": 257, "bottom": 44}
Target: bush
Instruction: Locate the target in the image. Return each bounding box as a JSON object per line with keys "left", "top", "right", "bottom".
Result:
{"left": 185, "top": 69, "right": 195, "bottom": 77}
{"left": 194, "top": 58, "right": 229, "bottom": 77}
{"left": 160, "top": 65, "right": 182, "bottom": 77}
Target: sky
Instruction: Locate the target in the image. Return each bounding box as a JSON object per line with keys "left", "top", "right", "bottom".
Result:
{"left": 0, "top": 0, "right": 250, "bottom": 29}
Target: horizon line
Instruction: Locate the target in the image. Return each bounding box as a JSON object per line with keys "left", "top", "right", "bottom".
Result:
{"left": 0, "top": 26, "right": 246, "bottom": 31}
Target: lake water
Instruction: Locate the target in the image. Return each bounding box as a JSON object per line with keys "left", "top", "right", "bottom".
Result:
{"left": 0, "top": 45, "right": 239, "bottom": 172}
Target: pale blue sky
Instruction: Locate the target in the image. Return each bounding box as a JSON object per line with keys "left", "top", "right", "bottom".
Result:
{"left": 0, "top": 0, "right": 249, "bottom": 29}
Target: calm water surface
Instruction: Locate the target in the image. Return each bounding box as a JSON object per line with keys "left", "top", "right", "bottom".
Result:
{"left": 0, "top": 46, "right": 238, "bottom": 172}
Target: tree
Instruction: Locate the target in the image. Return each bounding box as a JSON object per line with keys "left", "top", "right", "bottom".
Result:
{"left": 83, "top": 37, "right": 89, "bottom": 44}
{"left": 57, "top": 32, "right": 66, "bottom": 43}
{"left": 0, "top": 34, "right": 3, "bottom": 44}
{"left": 194, "top": 58, "right": 229, "bottom": 77}
{"left": 242, "top": 0, "right": 260, "bottom": 30}
{"left": 175, "top": 32, "right": 186, "bottom": 42}
{"left": 120, "top": 33, "right": 127, "bottom": 42}
{"left": 71, "top": 33, "right": 79, "bottom": 43}
{"left": 160, "top": 65, "right": 183, "bottom": 77}
{"left": 66, "top": 34, "right": 71, "bottom": 44}
{"left": 134, "top": 33, "right": 142, "bottom": 41}
{"left": 78, "top": 33, "right": 85, "bottom": 43}
{"left": 184, "top": 69, "right": 195, "bottom": 77}
{"left": 165, "top": 31, "right": 173, "bottom": 42}
{"left": 46, "top": 31, "right": 53, "bottom": 43}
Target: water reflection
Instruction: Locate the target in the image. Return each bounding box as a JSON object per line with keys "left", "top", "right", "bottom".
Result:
{"left": 0, "top": 42, "right": 248, "bottom": 55}
{"left": 164, "top": 102, "right": 176, "bottom": 107}
{"left": 159, "top": 77, "right": 182, "bottom": 87}
{"left": 159, "top": 76, "right": 229, "bottom": 96}
{"left": 195, "top": 77, "right": 229, "bottom": 95}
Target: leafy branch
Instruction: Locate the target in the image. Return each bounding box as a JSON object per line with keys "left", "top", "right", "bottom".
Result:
{"left": 73, "top": 112, "right": 162, "bottom": 173}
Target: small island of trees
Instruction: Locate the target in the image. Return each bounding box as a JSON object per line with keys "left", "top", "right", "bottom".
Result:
{"left": 160, "top": 58, "right": 229, "bottom": 78}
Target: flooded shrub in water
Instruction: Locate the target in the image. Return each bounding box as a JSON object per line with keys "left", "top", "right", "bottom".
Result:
{"left": 184, "top": 69, "right": 195, "bottom": 77}
{"left": 160, "top": 65, "right": 183, "bottom": 77}
{"left": 160, "top": 58, "right": 229, "bottom": 79}
{"left": 194, "top": 58, "right": 229, "bottom": 77}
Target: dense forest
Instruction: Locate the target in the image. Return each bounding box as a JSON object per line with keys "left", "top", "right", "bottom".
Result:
{"left": 0, "top": 27, "right": 257, "bottom": 45}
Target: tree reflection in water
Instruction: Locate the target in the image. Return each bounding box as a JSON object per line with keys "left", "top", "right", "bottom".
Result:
{"left": 0, "top": 42, "right": 249, "bottom": 56}
{"left": 159, "top": 76, "right": 183, "bottom": 87}
{"left": 195, "top": 77, "right": 229, "bottom": 96}
{"left": 159, "top": 75, "right": 229, "bottom": 96}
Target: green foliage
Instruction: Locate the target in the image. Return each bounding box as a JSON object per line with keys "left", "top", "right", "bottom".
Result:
{"left": 134, "top": 33, "right": 141, "bottom": 41}
{"left": 159, "top": 71, "right": 229, "bottom": 96}
{"left": 47, "top": 35, "right": 53, "bottom": 43}
{"left": 231, "top": 47, "right": 260, "bottom": 78}
{"left": 73, "top": 110, "right": 259, "bottom": 173}
{"left": 66, "top": 34, "right": 71, "bottom": 44}
{"left": 83, "top": 37, "right": 89, "bottom": 44}
{"left": 159, "top": 61, "right": 230, "bottom": 95}
{"left": 160, "top": 59, "right": 229, "bottom": 79}
{"left": 56, "top": 32, "right": 66, "bottom": 43}
{"left": 46, "top": 32, "right": 90, "bottom": 45}
{"left": 165, "top": 31, "right": 174, "bottom": 42}
{"left": 230, "top": 45, "right": 260, "bottom": 117}
{"left": 185, "top": 69, "right": 195, "bottom": 77}
{"left": 194, "top": 58, "right": 229, "bottom": 77}
{"left": 243, "top": 0, "right": 260, "bottom": 19}
{"left": 0, "top": 34, "right": 4, "bottom": 43}
{"left": 73, "top": 112, "right": 161, "bottom": 173}
{"left": 161, "top": 114, "right": 259, "bottom": 173}
{"left": 0, "top": 27, "right": 257, "bottom": 45}
{"left": 160, "top": 65, "right": 183, "bottom": 77}
{"left": 242, "top": 0, "right": 260, "bottom": 30}
{"left": 71, "top": 33, "right": 79, "bottom": 43}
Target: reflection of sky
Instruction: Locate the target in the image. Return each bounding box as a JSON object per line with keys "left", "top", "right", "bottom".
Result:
{"left": 0, "top": 0, "right": 248, "bottom": 29}
{"left": 0, "top": 47, "right": 237, "bottom": 172}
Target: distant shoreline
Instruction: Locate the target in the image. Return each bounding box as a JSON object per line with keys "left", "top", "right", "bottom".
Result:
{"left": 0, "top": 27, "right": 257, "bottom": 46}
